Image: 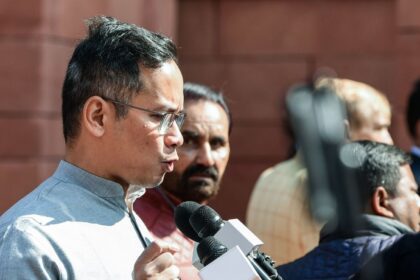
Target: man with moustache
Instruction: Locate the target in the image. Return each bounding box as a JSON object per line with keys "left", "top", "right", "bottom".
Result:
{"left": 134, "top": 82, "right": 232, "bottom": 279}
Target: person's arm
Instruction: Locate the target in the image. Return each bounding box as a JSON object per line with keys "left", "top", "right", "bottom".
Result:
{"left": 133, "top": 241, "right": 180, "bottom": 280}
{"left": 0, "top": 222, "right": 63, "bottom": 280}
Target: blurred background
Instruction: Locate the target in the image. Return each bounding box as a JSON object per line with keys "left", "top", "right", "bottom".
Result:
{"left": 1, "top": 0, "right": 419, "bottom": 222}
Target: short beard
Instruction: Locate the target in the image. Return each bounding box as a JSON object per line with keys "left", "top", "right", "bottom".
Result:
{"left": 162, "top": 164, "right": 220, "bottom": 203}
{"left": 182, "top": 177, "right": 220, "bottom": 203}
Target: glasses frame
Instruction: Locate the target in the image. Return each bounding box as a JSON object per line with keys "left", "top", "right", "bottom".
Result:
{"left": 105, "top": 98, "right": 186, "bottom": 134}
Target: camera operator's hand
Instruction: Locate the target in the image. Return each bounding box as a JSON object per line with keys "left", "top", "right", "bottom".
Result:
{"left": 133, "top": 241, "right": 180, "bottom": 280}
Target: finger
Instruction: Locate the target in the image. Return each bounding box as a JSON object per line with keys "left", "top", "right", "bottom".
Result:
{"left": 151, "top": 265, "right": 181, "bottom": 279}
{"left": 133, "top": 241, "right": 179, "bottom": 279}
{"left": 144, "top": 252, "right": 175, "bottom": 275}
{"left": 138, "top": 241, "right": 179, "bottom": 264}
{"left": 154, "top": 240, "right": 179, "bottom": 255}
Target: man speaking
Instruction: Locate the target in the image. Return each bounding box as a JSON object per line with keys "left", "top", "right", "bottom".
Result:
{"left": 0, "top": 16, "right": 184, "bottom": 279}
{"left": 134, "top": 82, "right": 232, "bottom": 279}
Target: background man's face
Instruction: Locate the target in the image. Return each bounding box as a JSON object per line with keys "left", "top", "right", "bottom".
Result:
{"left": 388, "top": 165, "right": 420, "bottom": 232}
{"left": 161, "top": 99, "right": 230, "bottom": 203}
{"left": 349, "top": 107, "right": 393, "bottom": 145}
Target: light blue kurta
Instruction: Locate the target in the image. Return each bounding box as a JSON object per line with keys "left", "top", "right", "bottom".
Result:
{"left": 0, "top": 160, "right": 152, "bottom": 279}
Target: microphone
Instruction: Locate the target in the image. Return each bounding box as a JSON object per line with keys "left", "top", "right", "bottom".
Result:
{"left": 175, "top": 203, "right": 282, "bottom": 280}
{"left": 197, "top": 236, "right": 266, "bottom": 280}
{"left": 174, "top": 202, "right": 262, "bottom": 269}
{"left": 197, "top": 236, "right": 228, "bottom": 266}
{"left": 190, "top": 205, "right": 281, "bottom": 280}
{"left": 174, "top": 201, "right": 208, "bottom": 270}
{"left": 189, "top": 205, "right": 264, "bottom": 255}
{"left": 174, "top": 201, "right": 202, "bottom": 241}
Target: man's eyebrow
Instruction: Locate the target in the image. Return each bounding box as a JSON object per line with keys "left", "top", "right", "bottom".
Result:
{"left": 211, "top": 136, "right": 227, "bottom": 143}
{"left": 182, "top": 130, "right": 199, "bottom": 138}
{"left": 150, "top": 104, "right": 184, "bottom": 114}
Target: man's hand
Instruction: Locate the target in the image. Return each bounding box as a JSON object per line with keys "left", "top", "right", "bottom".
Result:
{"left": 133, "top": 241, "right": 180, "bottom": 280}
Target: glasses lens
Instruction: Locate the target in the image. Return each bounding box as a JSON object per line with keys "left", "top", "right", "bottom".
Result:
{"left": 159, "top": 113, "right": 185, "bottom": 134}
{"left": 159, "top": 114, "right": 172, "bottom": 134}
{"left": 175, "top": 113, "right": 185, "bottom": 129}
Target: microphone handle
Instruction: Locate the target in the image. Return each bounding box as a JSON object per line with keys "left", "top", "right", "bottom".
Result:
{"left": 254, "top": 251, "right": 282, "bottom": 280}
{"left": 247, "top": 255, "right": 281, "bottom": 280}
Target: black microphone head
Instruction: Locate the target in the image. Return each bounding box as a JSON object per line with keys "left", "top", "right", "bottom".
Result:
{"left": 174, "top": 201, "right": 202, "bottom": 242}
{"left": 197, "top": 236, "right": 228, "bottom": 266}
{"left": 189, "top": 205, "right": 224, "bottom": 239}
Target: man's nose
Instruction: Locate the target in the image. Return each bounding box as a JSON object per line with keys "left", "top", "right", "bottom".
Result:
{"left": 196, "top": 143, "right": 215, "bottom": 166}
{"left": 164, "top": 122, "right": 184, "bottom": 148}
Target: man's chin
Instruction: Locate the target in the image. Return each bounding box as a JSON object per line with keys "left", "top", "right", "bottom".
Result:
{"left": 156, "top": 174, "right": 166, "bottom": 186}
{"left": 186, "top": 184, "right": 218, "bottom": 202}
{"left": 137, "top": 174, "right": 166, "bottom": 190}
{"left": 188, "top": 176, "right": 215, "bottom": 185}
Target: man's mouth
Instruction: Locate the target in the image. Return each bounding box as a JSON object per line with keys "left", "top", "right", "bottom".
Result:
{"left": 162, "top": 160, "right": 176, "bottom": 172}
{"left": 182, "top": 164, "right": 219, "bottom": 186}
{"left": 188, "top": 172, "right": 217, "bottom": 182}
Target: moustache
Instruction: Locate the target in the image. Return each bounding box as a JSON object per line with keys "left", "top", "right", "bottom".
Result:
{"left": 183, "top": 164, "right": 218, "bottom": 182}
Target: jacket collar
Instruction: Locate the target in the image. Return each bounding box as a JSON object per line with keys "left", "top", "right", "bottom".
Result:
{"left": 320, "top": 214, "right": 414, "bottom": 243}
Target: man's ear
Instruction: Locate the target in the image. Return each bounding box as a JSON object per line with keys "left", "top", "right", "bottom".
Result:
{"left": 82, "top": 96, "right": 110, "bottom": 138}
{"left": 371, "top": 186, "right": 395, "bottom": 218}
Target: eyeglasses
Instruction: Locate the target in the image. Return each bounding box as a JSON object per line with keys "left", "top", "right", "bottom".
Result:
{"left": 106, "top": 98, "right": 186, "bottom": 134}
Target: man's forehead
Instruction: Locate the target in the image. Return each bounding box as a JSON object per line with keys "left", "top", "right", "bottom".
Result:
{"left": 183, "top": 102, "right": 229, "bottom": 135}
{"left": 372, "top": 112, "right": 391, "bottom": 126}
{"left": 398, "top": 164, "right": 417, "bottom": 188}
{"left": 356, "top": 107, "right": 390, "bottom": 127}
{"left": 401, "top": 164, "right": 416, "bottom": 178}
{"left": 186, "top": 114, "right": 225, "bottom": 124}
{"left": 152, "top": 92, "right": 183, "bottom": 111}
{"left": 183, "top": 118, "right": 227, "bottom": 134}
{"left": 186, "top": 101, "right": 227, "bottom": 122}
{"left": 138, "top": 60, "right": 184, "bottom": 110}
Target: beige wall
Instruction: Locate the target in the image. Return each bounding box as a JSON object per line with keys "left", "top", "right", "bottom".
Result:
{"left": 1, "top": 0, "right": 420, "bottom": 222}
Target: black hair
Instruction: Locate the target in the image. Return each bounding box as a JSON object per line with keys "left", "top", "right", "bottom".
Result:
{"left": 183, "top": 82, "right": 232, "bottom": 134}
{"left": 406, "top": 79, "right": 420, "bottom": 138}
{"left": 62, "top": 16, "right": 178, "bottom": 144}
{"left": 346, "top": 141, "right": 411, "bottom": 205}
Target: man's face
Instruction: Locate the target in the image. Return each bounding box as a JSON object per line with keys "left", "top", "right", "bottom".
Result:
{"left": 349, "top": 108, "right": 393, "bottom": 145}
{"left": 161, "top": 99, "right": 230, "bottom": 203}
{"left": 105, "top": 60, "right": 184, "bottom": 189}
{"left": 388, "top": 164, "right": 420, "bottom": 232}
